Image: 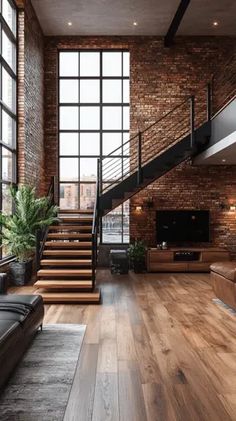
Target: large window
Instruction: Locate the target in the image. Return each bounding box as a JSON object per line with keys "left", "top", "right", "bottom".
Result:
{"left": 0, "top": 0, "right": 17, "bottom": 259}
{"left": 59, "top": 50, "right": 130, "bottom": 243}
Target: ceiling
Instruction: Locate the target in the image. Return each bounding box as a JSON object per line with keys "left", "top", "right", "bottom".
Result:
{"left": 194, "top": 131, "right": 236, "bottom": 166}
{"left": 31, "top": 0, "right": 236, "bottom": 36}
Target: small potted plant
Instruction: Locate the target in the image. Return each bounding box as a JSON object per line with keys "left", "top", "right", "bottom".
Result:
{"left": 128, "top": 240, "right": 147, "bottom": 273}
{"left": 0, "top": 185, "right": 58, "bottom": 286}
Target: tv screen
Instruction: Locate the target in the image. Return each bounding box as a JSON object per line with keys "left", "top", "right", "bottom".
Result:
{"left": 156, "top": 210, "right": 210, "bottom": 243}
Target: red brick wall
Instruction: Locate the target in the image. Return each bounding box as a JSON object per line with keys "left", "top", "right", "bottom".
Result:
{"left": 43, "top": 35, "right": 236, "bottom": 254}
{"left": 17, "top": 0, "right": 45, "bottom": 194}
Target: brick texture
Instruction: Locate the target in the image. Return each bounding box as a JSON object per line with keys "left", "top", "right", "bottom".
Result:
{"left": 17, "top": 0, "right": 45, "bottom": 194}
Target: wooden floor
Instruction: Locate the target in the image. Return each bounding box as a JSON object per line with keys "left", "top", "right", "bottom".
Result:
{"left": 11, "top": 270, "right": 236, "bottom": 421}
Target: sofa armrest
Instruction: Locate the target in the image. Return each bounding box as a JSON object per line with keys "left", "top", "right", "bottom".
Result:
{"left": 0, "top": 273, "right": 8, "bottom": 294}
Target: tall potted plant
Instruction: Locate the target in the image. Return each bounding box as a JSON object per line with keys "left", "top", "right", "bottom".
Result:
{"left": 0, "top": 185, "right": 58, "bottom": 285}
{"left": 128, "top": 240, "right": 147, "bottom": 273}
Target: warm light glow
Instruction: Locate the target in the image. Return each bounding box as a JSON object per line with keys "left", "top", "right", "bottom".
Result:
{"left": 68, "top": 21, "right": 72, "bottom": 26}
{"left": 135, "top": 206, "right": 142, "bottom": 212}
{"left": 213, "top": 21, "right": 219, "bottom": 27}
{"left": 133, "top": 21, "right": 138, "bottom": 26}
{"left": 230, "top": 205, "right": 236, "bottom": 212}
{"left": 222, "top": 158, "right": 226, "bottom": 163}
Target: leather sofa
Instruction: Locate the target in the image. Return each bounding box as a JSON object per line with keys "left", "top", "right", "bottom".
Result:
{"left": 0, "top": 274, "right": 44, "bottom": 391}
{"left": 210, "top": 262, "right": 236, "bottom": 310}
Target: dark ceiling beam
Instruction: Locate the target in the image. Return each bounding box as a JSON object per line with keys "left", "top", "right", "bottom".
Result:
{"left": 164, "top": 0, "right": 191, "bottom": 47}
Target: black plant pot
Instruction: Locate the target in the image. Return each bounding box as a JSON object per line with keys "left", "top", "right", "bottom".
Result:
{"left": 133, "top": 259, "right": 146, "bottom": 273}
{"left": 9, "top": 260, "right": 33, "bottom": 286}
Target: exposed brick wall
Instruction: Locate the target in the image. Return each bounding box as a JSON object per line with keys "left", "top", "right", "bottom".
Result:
{"left": 43, "top": 35, "right": 236, "bottom": 254}
{"left": 17, "top": 0, "right": 45, "bottom": 194}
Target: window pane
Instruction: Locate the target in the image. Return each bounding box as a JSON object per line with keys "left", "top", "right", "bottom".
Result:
{"left": 102, "top": 210, "right": 122, "bottom": 243}
{"left": 2, "top": 0, "right": 16, "bottom": 35}
{"left": 80, "top": 80, "right": 100, "bottom": 103}
{"left": 123, "top": 201, "right": 130, "bottom": 243}
{"left": 123, "top": 52, "right": 130, "bottom": 76}
{"left": 103, "top": 52, "right": 122, "bottom": 76}
{"left": 80, "top": 133, "right": 100, "bottom": 156}
{"left": 2, "top": 67, "right": 16, "bottom": 111}
{"left": 2, "top": 183, "right": 12, "bottom": 214}
{"left": 59, "top": 183, "right": 79, "bottom": 209}
{"left": 102, "top": 133, "right": 122, "bottom": 155}
{"left": 80, "top": 183, "right": 96, "bottom": 209}
{"left": 59, "top": 52, "right": 78, "bottom": 76}
{"left": 2, "top": 110, "right": 15, "bottom": 147}
{"left": 60, "top": 158, "right": 78, "bottom": 181}
{"left": 80, "top": 107, "right": 100, "bottom": 130}
{"left": 60, "top": 133, "right": 78, "bottom": 155}
{"left": 103, "top": 106, "right": 122, "bottom": 130}
{"left": 123, "top": 79, "right": 129, "bottom": 103}
{"left": 2, "top": 30, "right": 16, "bottom": 72}
{"left": 80, "top": 52, "right": 100, "bottom": 76}
{"left": 123, "top": 106, "right": 130, "bottom": 130}
{"left": 60, "top": 106, "right": 78, "bottom": 130}
{"left": 103, "top": 80, "right": 122, "bottom": 103}
{"left": 2, "top": 147, "right": 13, "bottom": 181}
{"left": 60, "top": 80, "right": 78, "bottom": 103}
{"left": 80, "top": 158, "right": 97, "bottom": 181}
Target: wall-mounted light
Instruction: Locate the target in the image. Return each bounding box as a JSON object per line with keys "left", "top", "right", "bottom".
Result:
{"left": 230, "top": 205, "right": 236, "bottom": 212}
{"left": 220, "top": 203, "right": 236, "bottom": 211}
{"left": 135, "top": 205, "right": 142, "bottom": 212}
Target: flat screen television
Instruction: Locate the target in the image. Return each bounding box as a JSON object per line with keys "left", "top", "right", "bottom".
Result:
{"left": 156, "top": 210, "right": 210, "bottom": 243}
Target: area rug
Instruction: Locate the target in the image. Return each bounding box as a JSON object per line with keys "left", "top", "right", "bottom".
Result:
{"left": 0, "top": 324, "right": 86, "bottom": 421}
{"left": 212, "top": 298, "right": 236, "bottom": 315}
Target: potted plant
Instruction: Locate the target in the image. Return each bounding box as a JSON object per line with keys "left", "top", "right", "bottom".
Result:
{"left": 128, "top": 240, "right": 147, "bottom": 273}
{"left": 0, "top": 185, "right": 58, "bottom": 286}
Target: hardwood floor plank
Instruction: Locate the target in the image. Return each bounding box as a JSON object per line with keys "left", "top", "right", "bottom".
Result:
{"left": 92, "top": 373, "right": 119, "bottom": 421}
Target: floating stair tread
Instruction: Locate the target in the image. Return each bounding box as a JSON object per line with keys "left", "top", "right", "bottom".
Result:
{"left": 60, "top": 216, "right": 93, "bottom": 222}
{"left": 34, "top": 289, "right": 101, "bottom": 303}
{"left": 59, "top": 209, "right": 93, "bottom": 214}
{"left": 40, "top": 259, "right": 92, "bottom": 266}
{"left": 45, "top": 241, "right": 92, "bottom": 248}
{"left": 35, "top": 280, "right": 93, "bottom": 289}
{"left": 47, "top": 233, "right": 92, "bottom": 239}
{"left": 37, "top": 269, "right": 92, "bottom": 277}
{"left": 43, "top": 250, "right": 92, "bottom": 256}
{"left": 49, "top": 225, "right": 92, "bottom": 231}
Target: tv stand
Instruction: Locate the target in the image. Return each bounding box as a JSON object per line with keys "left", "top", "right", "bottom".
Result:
{"left": 147, "top": 247, "right": 230, "bottom": 272}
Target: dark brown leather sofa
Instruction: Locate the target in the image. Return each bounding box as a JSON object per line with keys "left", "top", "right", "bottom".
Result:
{"left": 210, "top": 261, "right": 236, "bottom": 310}
{"left": 0, "top": 274, "right": 44, "bottom": 391}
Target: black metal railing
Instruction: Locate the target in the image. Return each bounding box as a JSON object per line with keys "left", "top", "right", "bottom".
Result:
{"left": 35, "top": 176, "right": 57, "bottom": 271}
{"left": 91, "top": 160, "right": 100, "bottom": 289}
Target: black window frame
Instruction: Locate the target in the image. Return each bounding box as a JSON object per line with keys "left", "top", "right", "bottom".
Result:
{"left": 58, "top": 49, "right": 130, "bottom": 244}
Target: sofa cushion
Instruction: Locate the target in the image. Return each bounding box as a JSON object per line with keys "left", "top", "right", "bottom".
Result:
{"left": 0, "top": 320, "right": 21, "bottom": 347}
{"left": 0, "top": 294, "right": 43, "bottom": 310}
{"left": 210, "top": 261, "right": 236, "bottom": 282}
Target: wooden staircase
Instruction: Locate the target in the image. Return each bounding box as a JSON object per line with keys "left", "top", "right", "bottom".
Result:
{"left": 34, "top": 209, "right": 101, "bottom": 303}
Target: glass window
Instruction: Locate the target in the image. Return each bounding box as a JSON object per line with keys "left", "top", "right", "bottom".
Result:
{"left": 0, "top": 1, "right": 17, "bottom": 260}
{"left": 60, "top": 80, "right": 79, "bottom": 103}
{"left": 58, "top": 50, "right": 130, "bottom": 242}
{"left": 103, "top": 52, "right": 122, "bottom": 76}
{"left": 60, "top": 133, "right": 79, "bottom": 156}
{"left": 80, "top": 80, "right": 100, "bottom": 103}
{"left": 59, "top": 52, "right": 79, "bottom": 76}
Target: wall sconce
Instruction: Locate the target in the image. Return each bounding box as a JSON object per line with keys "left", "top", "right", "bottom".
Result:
{"left": 135, "top": 206, "right": 142, "bottom": 212}
{"left": 220, "top": 203, "right": 236, "bottom": 211}
{"left": 230, "top": 204, "right": 236, "bottom": 212}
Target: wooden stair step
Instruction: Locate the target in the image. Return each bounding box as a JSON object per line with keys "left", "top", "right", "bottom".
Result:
{"left": 49, "top": 225, "right": 92, "bottom": 231}
{"left": 59, "top": 209, "right": 93, "bottom": 214}
{"left": 47, "top": 233, "right": 92, "bottom": 239}
{"left": 59, "top": 217, "right": 93, "bottom": 223}
{"left": 35, "top": 280, "right": 93, "bottom": 289}
{"left": 43, "top": 250, "right": 92, "bottom": 256}
{"left": 40, "top": 259, "right": 92, "bottom": 266}
{"left": 37, "top": 269, "right": 92, "bottom": 277}
{"left": 34, "top": 289, "right": 101, "bottom": 303}
{"left": 45, "top": 241, "right": 92, "bottom": 248}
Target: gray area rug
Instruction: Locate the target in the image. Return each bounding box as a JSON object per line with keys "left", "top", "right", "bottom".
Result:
{"left": 0, "top": 324, "right": 86, "bottom": 421}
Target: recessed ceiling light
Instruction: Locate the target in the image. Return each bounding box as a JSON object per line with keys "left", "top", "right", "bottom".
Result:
{"left": 133, "top": 21, "right": 138, "bottom": 26}
{"left": 222, "top": 158, "right": 226, "bottom": 163}
{"left": 68, "top": 21, "right": 72, "bottom": 26}
{"left": 213, "top": 21, "right": 219, "bottom": 27}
